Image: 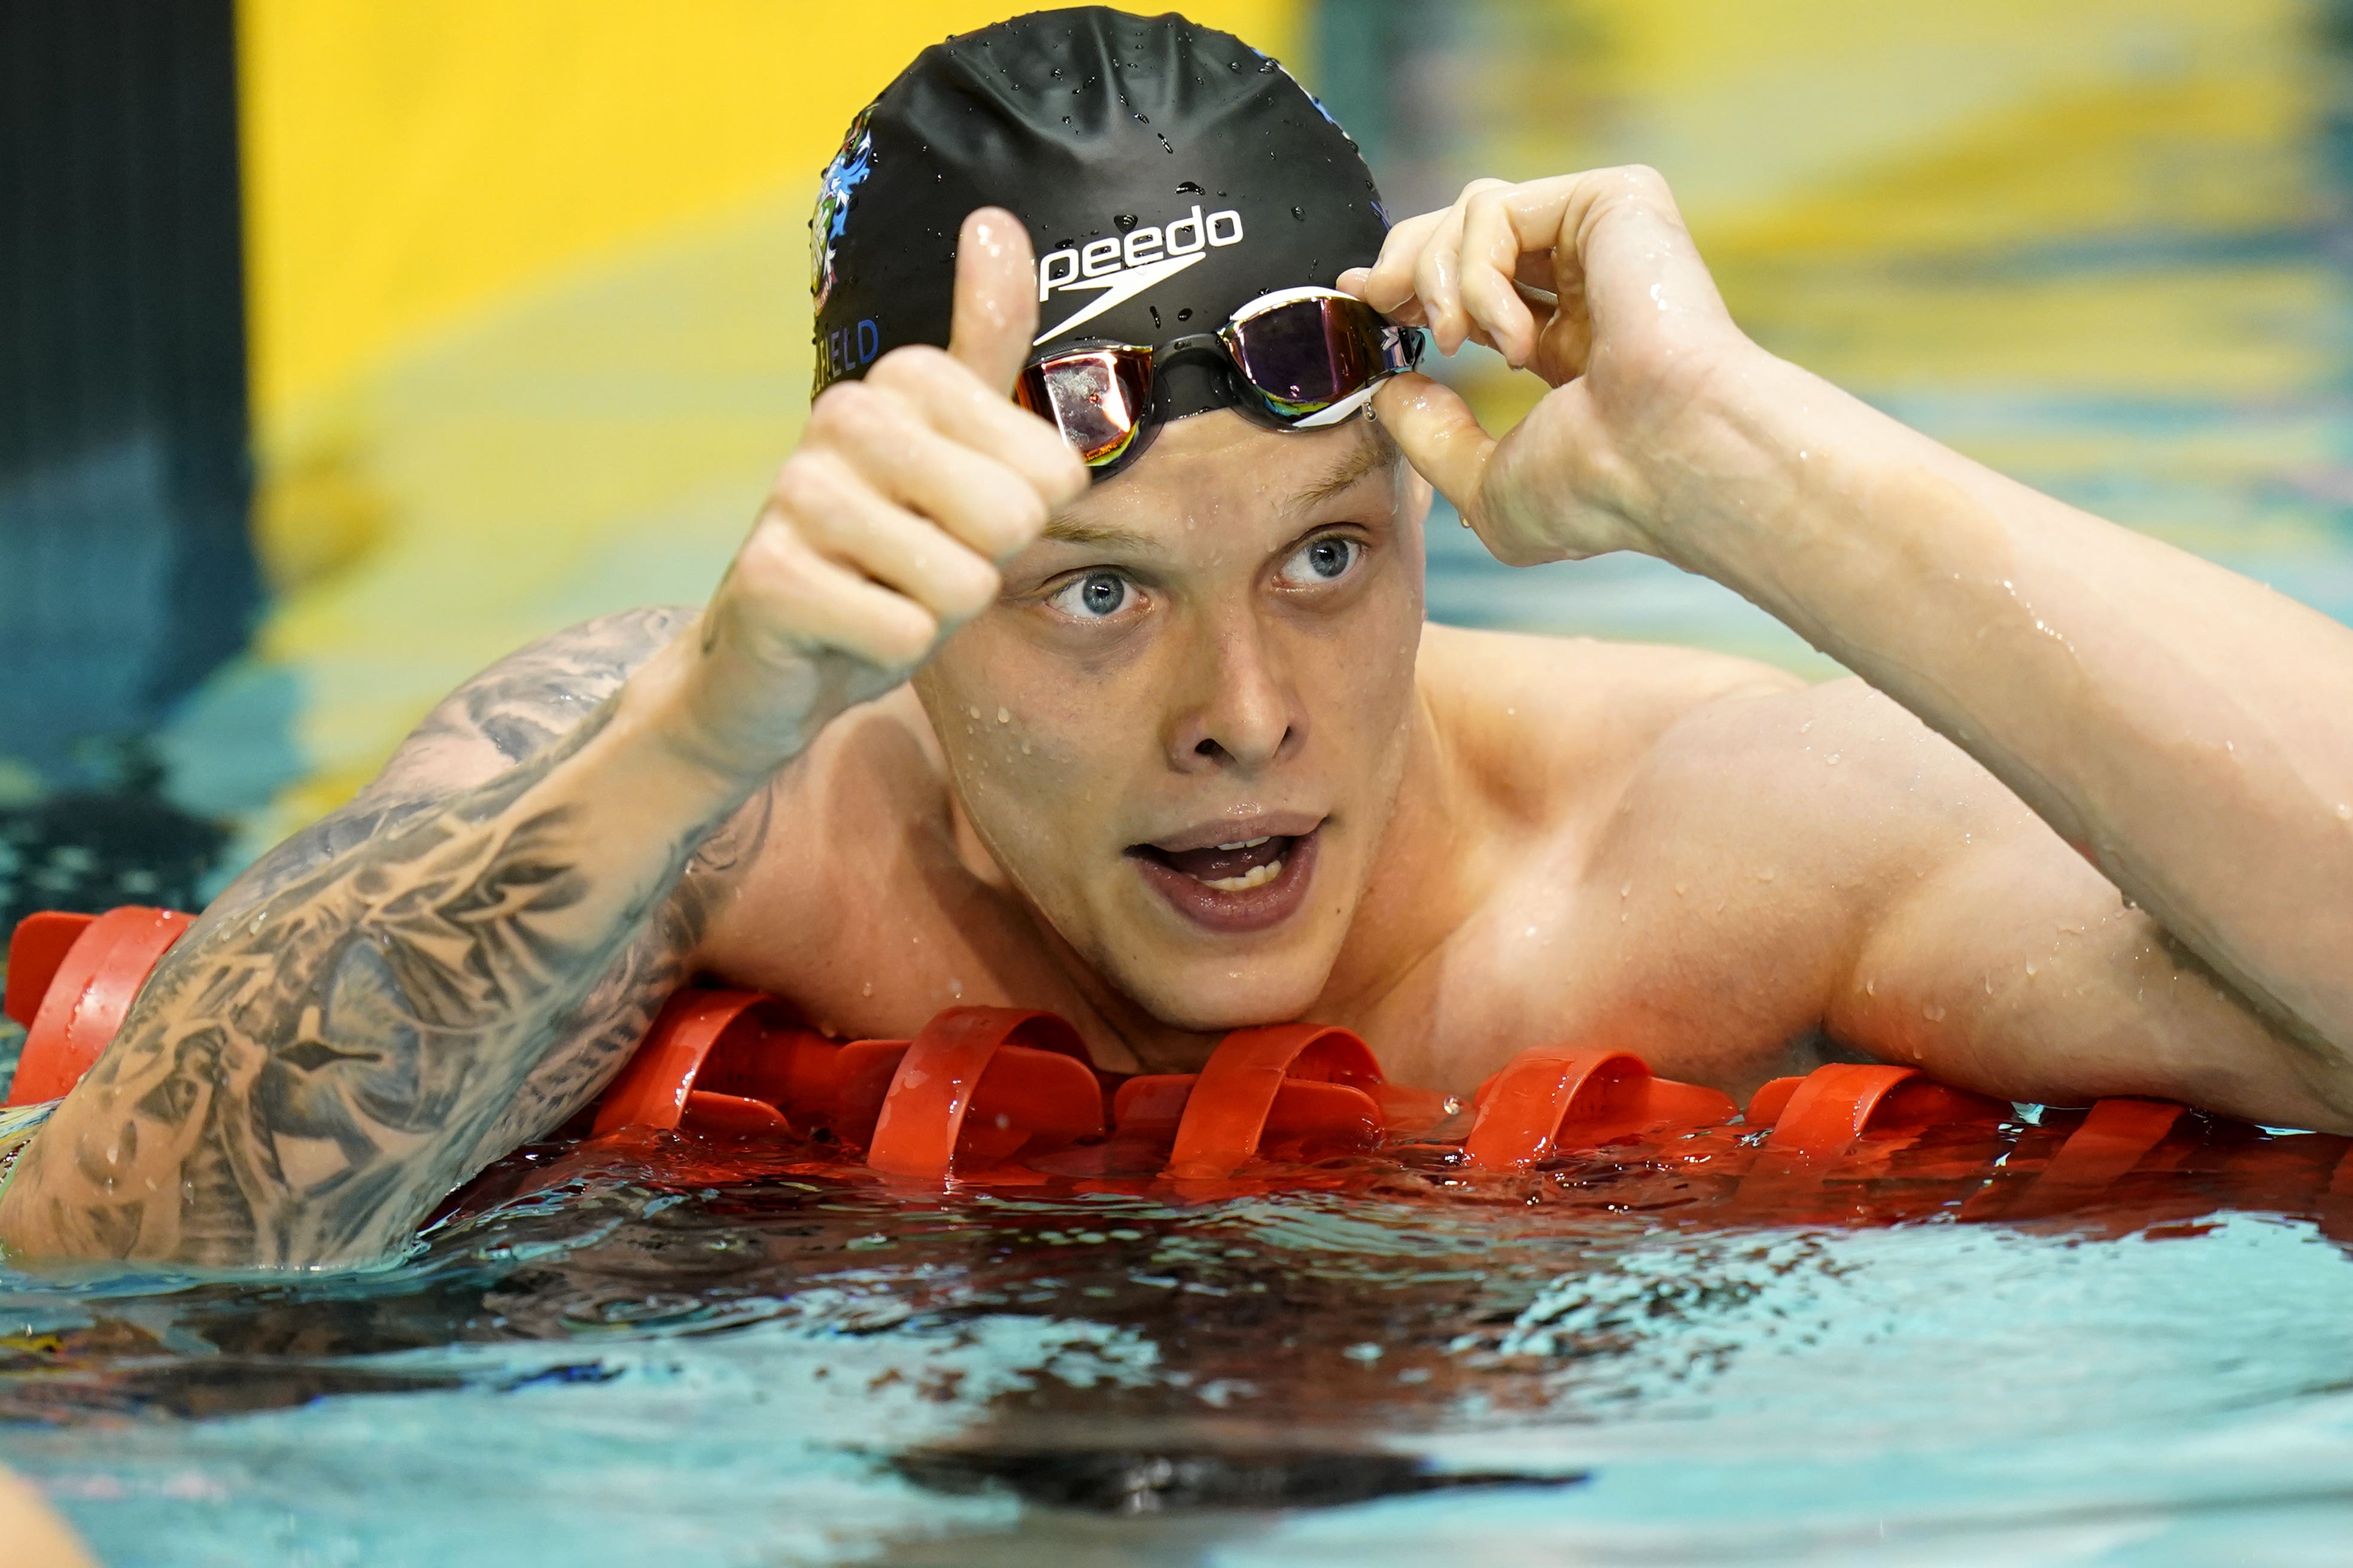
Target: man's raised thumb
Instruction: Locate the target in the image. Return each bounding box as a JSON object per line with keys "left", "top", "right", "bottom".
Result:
{"left": 947, "top": 208, "right": 1039, "bottom": 393}
{"left": 1372, "top": 373, "right": 1497, "bottom": 529}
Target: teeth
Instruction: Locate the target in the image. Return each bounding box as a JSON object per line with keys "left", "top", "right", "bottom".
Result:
{"left": 1202, "top": 858, "right": 1283, "bottom": 893}
{"left": 1212, "top": 836, "right": 1273, "bottom": 851}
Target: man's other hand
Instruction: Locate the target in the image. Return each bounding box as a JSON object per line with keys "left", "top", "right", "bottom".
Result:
{"left": 1338, "top": 168, "right": 1753, "bottom": 568}
{"left": 671, "top": 207, "right": 1089, "bottom": 778}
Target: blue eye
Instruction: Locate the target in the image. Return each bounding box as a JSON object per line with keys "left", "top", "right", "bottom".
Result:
{"left": 1280, "top": 535, "right": 1360, "bottom": 586}
{"left": 1050, "top": 570, "right": 1131, "bottom": 620}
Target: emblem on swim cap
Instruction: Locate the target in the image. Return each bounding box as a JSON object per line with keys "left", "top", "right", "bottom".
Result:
{"left": 810, "top": 105, "right": 876, "bottom": 316}
{"left": 810, "top": 5, "right": 1389, "bottom": 399}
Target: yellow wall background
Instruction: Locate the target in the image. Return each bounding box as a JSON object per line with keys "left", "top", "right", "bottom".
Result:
{"left": 236, "top": 1, "right": 1301, "bottom": 421}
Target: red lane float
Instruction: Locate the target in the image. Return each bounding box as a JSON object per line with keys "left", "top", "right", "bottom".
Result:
{"left": 591, "top": 991, "right": 1105, "bottom": 1178}
{"left": 1158, "top": 1023, "right": 1382, "bottom": 1179}
{"left": 2324, "top": 1146, "right": 2353, "bottom": 1243}
{"left": 1961, "top": 1097, "right": 2188, "bottom": 1223}
{"left": 1743, "top": 1063, "right": 2010, "bottom": 1149}
{"left": 1732, "top": 1062, "right": 2011, "bottom": 1216}
{"left": 11, "top": 906, "right": 2353, "bottom": 1233}
{"left": 3, "top": 911, "right": 99, "bottom": 1027}
{"left": 595, "top": 989, "right": 793, "bottom": 1137}
{"left": 865, "top": 1008, "right": 1102, "bottom": 1178}
{"left": 5, "top": 906, "right": 196, "bottom": 1105}
{"left": 2028, "top": 1098, "right": 2186, "bottom": 1198}
{"left": 1461, "top": 1047, "right": 1736, "bottom": 1170}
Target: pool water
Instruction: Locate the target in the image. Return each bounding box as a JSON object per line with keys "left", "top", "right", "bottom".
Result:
{"left": 7, "top": 1138, "right": 2353, "bottom": 1567}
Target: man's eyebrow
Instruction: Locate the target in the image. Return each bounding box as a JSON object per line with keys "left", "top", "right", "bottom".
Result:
{"left": 1042, "top": 517, "right": 1159, "bottom": 551}
{"left": 1289, "top": 425, "right": 1402, "bottom": 514}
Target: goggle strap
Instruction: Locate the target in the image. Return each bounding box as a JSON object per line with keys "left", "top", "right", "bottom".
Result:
{"left": 1289, "top": 383, "right": 1380, "bottom": 429}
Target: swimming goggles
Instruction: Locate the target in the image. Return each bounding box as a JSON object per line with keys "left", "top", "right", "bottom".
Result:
{"left": 1014, "top": 285, "right": 1425, "bottom": 480}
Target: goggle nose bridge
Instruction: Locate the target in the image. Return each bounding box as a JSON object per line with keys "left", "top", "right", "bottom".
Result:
{"left": 1153, "top": 332, "right": 1232, "bottom": 365}
{"left": 1150, "top": 333, "right": 1248, "bottom": 422}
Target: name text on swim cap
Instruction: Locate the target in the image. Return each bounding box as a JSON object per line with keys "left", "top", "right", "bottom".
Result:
{"left": 823, "top": 318, "right": 881, "bottom": 383}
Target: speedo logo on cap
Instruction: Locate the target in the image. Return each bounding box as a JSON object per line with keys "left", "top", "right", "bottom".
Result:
{"left": 1034, "top": 205, "right": 1244, "bottom": 344}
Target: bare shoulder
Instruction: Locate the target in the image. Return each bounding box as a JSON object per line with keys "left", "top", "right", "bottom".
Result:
{"left": 1461, "top": 673, "right": 2058, "bottom": 1095}
{"left": 722, "top": 683, "right": 958, "bottom": 912}
{"left": 1641, "top": 675, "right": 2021, "bottom": 817}
{"left": 1418, "top": 623, "right": 1804, "bottom": 822}
{"left": 1616, "top": 674, "right": 2047, "bottom": 891}
{"left": 694, "top": 685, "right": 1007, "bottom": 1016}
{"left": 762, "top": 683, "right": 949, "bottom": 823}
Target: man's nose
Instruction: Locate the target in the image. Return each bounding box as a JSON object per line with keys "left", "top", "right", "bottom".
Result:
{"left": 1166, "top": 616, "right": 1302, "bottom": 774}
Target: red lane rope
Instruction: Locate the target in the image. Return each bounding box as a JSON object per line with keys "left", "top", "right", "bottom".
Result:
{"left": 1463, "top": 1047, "right": 1650, "bottom": 1171}
{"left": 1165, "top": 1022, "right": 1382, "bottom": 1180}
{"left": 594, "top": 988, "right": 768, "bottom": 1135}
{"left": 866, "top": 1007, "right": 1099, "bottom": 1180}
{"left": 7, "top": 906, "right": 195, "bottom": 1105}
{"left": 10, "top": 909, "right": 2352, "bottom": 1228}
{"left": 2006, "top": 1098, "right": 2185, "bottom": 1217}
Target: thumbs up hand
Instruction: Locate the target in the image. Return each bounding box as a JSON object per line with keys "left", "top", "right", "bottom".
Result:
{"left": 673, "top": 208, "right": 1089, "bottom": 778}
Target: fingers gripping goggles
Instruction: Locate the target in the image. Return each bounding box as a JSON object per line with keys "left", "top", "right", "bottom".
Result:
{"left": 1014, "top": 287, "right": 1424, "bottom": 480}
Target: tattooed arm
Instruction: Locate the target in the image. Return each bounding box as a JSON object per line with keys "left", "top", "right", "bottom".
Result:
{"left": 199, "top": 607, "right": 771, "bottom": 1176}
{"left": 0, "top": 608, "right": 770, "bottom": 1266}
{"left": 0, "top": 208, "right": 1079, "bottom": 1268}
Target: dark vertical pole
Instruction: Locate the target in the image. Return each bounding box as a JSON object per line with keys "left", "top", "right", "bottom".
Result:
{"left": 0, "top": 0, "right": 260, "bottom": 787}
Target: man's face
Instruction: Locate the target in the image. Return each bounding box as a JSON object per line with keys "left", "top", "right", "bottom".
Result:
{"left": 914, "top": 409, "right": 1431, "bottom": 1031}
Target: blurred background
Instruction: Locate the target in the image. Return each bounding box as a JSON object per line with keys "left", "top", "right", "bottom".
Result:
{"left": 2, "top": 0, "right": 2348, "bottom": 937}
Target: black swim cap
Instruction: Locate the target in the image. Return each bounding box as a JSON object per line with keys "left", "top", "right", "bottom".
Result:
{"left": 810, "top": 7, "right": 1389, "bottom": 403}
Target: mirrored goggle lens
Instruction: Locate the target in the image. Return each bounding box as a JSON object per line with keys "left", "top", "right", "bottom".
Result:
{"left": 1015, "top": 349, "right": 1153, "bottom": 467}
{"left": 1223, "top": 295, "right": 1419, "bottom": 423}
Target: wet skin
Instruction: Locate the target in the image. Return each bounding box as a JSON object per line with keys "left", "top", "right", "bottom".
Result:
{"left": 692, "top": 409, "right": 2284, "bottom": 1107}
{"left": 698, "top": 409, "right": 1787, "bottom": 1088}
{"left": 10, "top": 178, "right": 2353, "bottom": 1269}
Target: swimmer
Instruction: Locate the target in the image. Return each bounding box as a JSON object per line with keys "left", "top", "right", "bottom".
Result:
{"left": 6, "top": 6, "right": 2353, "bottom": 1267}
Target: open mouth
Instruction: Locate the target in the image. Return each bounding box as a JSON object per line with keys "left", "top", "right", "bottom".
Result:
{"left": 1126, "top": 824, "right": 1321, "bottom": 934}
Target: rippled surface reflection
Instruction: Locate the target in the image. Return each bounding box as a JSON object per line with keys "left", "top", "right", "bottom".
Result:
{"left": 5, "top": 1140, "right": 2353, "bottom": 1566}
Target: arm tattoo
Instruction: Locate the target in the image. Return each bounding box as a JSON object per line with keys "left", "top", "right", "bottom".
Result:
{"left": 2, "top": 605, "right": 770, "bottom": 1268}
{"left": 208, "top": 605, "right": 704, "bottom": 921}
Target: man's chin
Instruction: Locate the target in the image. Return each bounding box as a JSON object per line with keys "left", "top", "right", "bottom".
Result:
{"left": 1093, "top": 945, "right": 1342, "bottom": 1036}
{"left": 1012, "top": 834, "right": 1363, "bottom": 1033}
